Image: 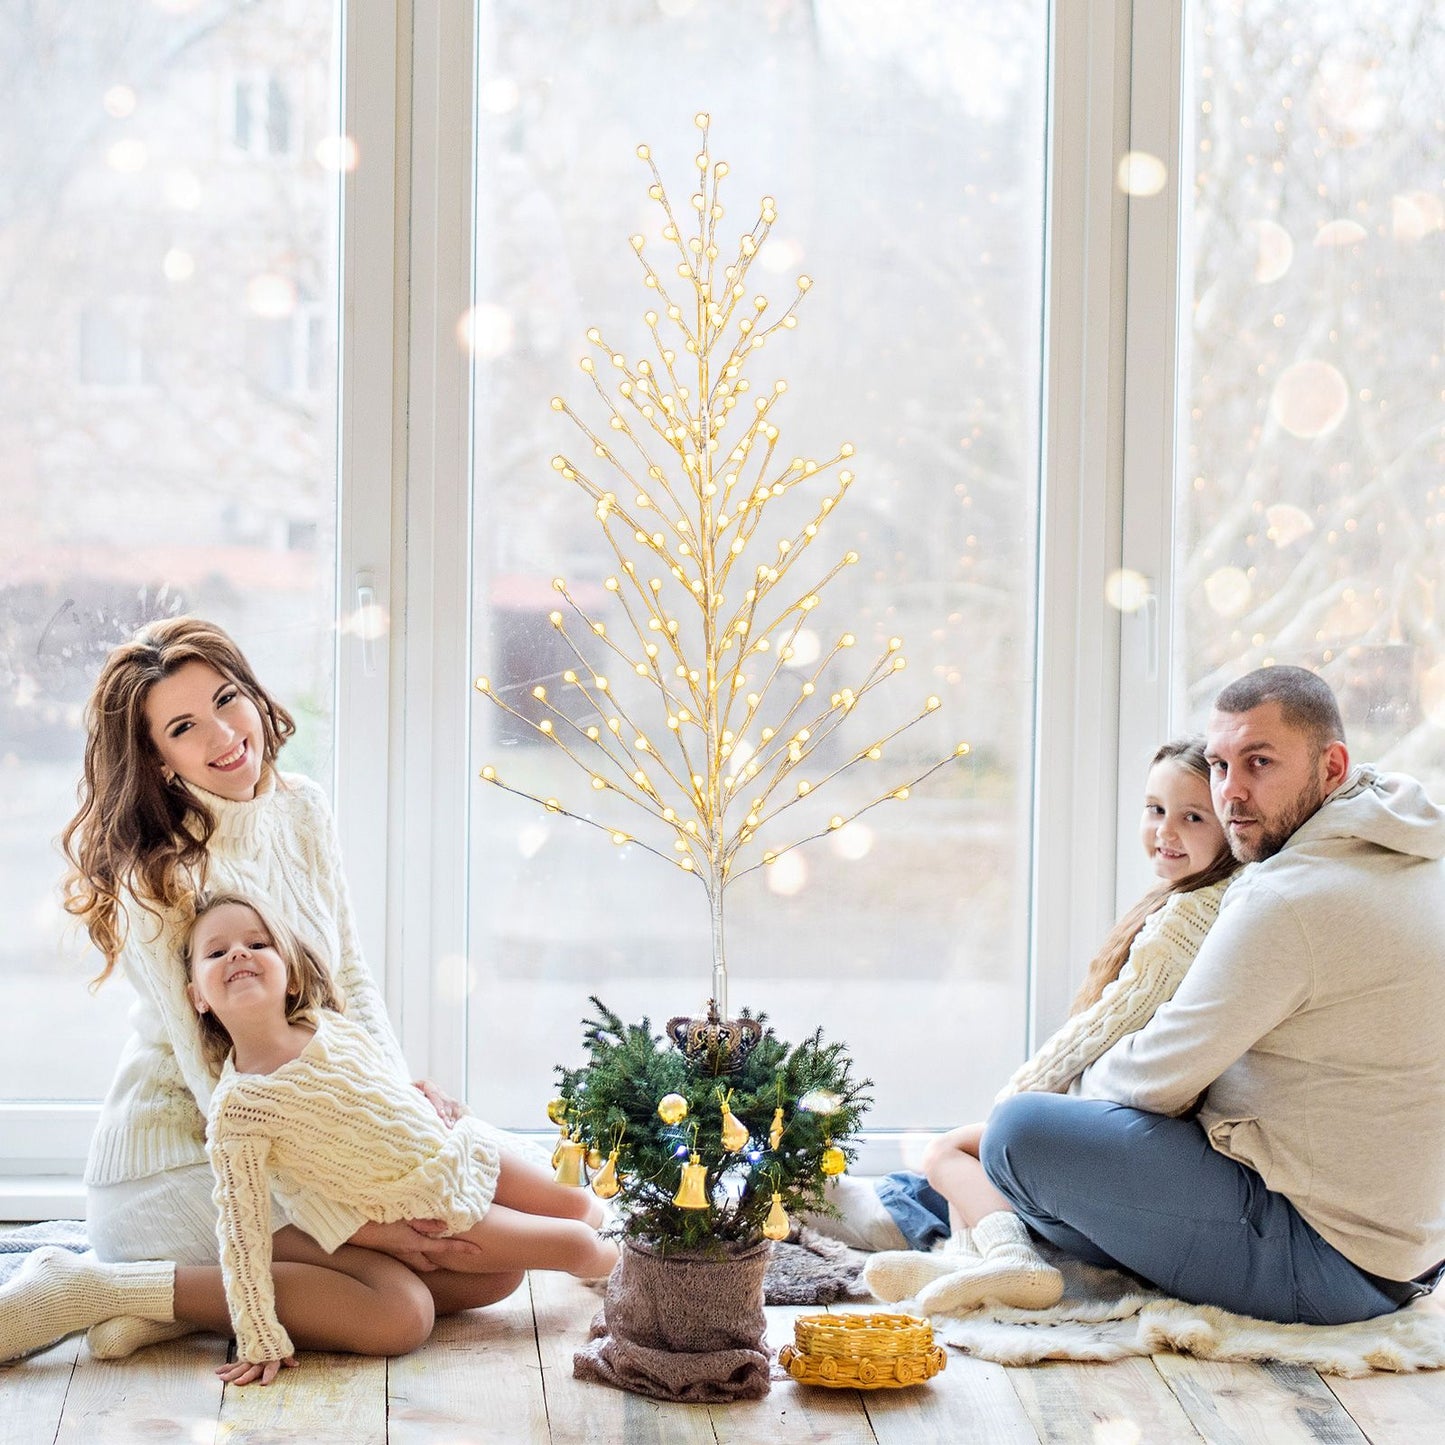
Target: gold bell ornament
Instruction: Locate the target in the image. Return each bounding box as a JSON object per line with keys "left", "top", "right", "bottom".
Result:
{"left": 591, "top": 1148, "right": 623, "bottom": 1199}
{"left": 763, "top": 1191, "right": 790, "bottom": 1241}
{"left": 769, "top": 1106, "right": 785, "bottom": 1151}
{"left": 719, "top": 1091, "right": 749, "bottom": 1153}
{"left": 554, "top": 1135, "right": 586, "bottom": 1187}
{"left": 673, "top": 1153, "right": 711, "bottom": 1210}
{"left": 657, "top": 1093, "right": 689, "bottom": 1125}
{"left": 820, "top": 1145, "right": 847, "bottom": 1177}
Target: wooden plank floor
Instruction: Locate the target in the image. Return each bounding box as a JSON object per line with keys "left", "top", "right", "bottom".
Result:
{"left": 4, "top": 1276, "right": 1444, "bottom": 1445}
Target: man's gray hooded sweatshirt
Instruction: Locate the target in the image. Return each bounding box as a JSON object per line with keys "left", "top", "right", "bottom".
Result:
{"left": 1078, "top": 766, "right": 1445, "bottom": 1282}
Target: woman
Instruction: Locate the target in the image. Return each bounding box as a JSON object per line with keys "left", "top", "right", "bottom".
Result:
{"left": 0, "top": 617, "right": 573, "bottom": 1365}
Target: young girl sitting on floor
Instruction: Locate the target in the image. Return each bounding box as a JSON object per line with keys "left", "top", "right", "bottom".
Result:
{"left": 183, "top": 891, "right": 618, "bottom": 1385}
{"left": 865, "top": 736, "right": 1236, "bottom": 1315}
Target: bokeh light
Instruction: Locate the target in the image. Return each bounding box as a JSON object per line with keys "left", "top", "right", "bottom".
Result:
{"left": 1391, "top": 191, "right": 1444, "bottom": 243}
{"left": 1313, "top": 218, "right": 1367, "bottom": 247}
{"left": 765, "top": 850, "right": 808, "bottom": 897}
{"left": 1264, "top": 503, "right": 1313, "bottom": 548}
{"left": 830, "top": 822, "right": 874, "bottom": 861}
{"left": 1252, "top": 220, "right": 1293, "bottom": 284}
{"left": 1269, "top": 358, "right": 1349, "bottom": 438}
{"left": 245, "top": 273, "right": 297, "bottom": 319}
{"left": 162, "top": 248, "right": 195, "bottom": 282}
{"left": 314, "top": 134, "right": 360, "bottom": 172}
{"left": 1116, "top": 150, "right": 1167, "bottom": 197}
{"left": 479, "top": 77, "right": 521, "bottom": 114}
{"left": 106, "top": 139, "right": 148, "bottom": 173}
{"left": 1104, "top": 568, "right": 1151, "bottom": 614}
{"left": 457, "top": 302, "right": 515, "bottom": 359}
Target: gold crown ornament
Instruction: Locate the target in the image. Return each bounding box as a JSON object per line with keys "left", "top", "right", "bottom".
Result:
{"left": 667, "top": 999, "right": 763, "bottom": 1075}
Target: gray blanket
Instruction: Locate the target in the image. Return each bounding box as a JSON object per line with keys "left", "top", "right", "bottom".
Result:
{"left": 0, "top": 1220, "right": 90, "bottom": 1283}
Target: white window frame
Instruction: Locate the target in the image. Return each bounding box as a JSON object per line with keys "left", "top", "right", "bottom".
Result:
{"left": 4, "top": 0, "right": 1181, "bottom": 1210}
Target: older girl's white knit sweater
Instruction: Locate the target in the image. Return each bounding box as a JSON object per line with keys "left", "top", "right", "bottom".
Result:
{"left": 85, "top": 770, "right": 409, "bottom": 1254}
{"left": 996, "top": 879, "right": 1231, "bottom": 1100}
{"left": 207, "top": 1011, "right": 502, "bottom": 1364}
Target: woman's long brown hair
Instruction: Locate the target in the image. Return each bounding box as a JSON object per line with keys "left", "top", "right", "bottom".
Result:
{"left": 1069, "top": 737, "right": 1236, "bottom": 1015}
{"left": 61, "top": 617, "right": 295, "bottom": 984}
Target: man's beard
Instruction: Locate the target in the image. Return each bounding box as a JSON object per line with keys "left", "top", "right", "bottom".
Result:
{"left": 1226, "top": 777, "right": 1326, "bottom": 863}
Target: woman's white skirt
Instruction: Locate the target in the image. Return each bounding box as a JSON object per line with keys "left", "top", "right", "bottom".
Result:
{"left": 88, "top": 1163, "right": 230, "bottom": 1264}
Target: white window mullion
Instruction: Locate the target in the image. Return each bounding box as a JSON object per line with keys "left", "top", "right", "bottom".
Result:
{"left": 1114, "top": 0, "right": 1187, "bottom": 911}
{"left": 391, "top": 0, "right": 476, "bottom": 1092}
{"left": 334, "top": 1, "right": 404, "bottom": 1037}
{"left": 1029, "top": 0, "right": 1135, "bottom": 1046}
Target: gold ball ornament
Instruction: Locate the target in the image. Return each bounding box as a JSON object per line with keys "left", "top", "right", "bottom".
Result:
{"left": 657, "top": 1093, "right": 689, "bottom": 1125}
{"left": 586, "top": 1146, "right": 604, "bottom": 1171}
{"left": 820, "top": 1146, "right": 847, "bottom": 1177}
{"left": 545, "top": 1098, "right": 569, "bottom": 1125}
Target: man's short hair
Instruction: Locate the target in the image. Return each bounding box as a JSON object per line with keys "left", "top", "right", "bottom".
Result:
{"left": 1213, "top": 664, "right": 1345, "bottom": 751}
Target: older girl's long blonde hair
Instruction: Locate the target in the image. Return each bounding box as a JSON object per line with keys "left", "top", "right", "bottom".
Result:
{"left": 61, "top": 617, "right": 295, "bottom": 984}
{"left": 181, "top": 891, "right": 345, "bottom": 1073}
{"left": 1069, "top": 737, "right": 1236, "bottom": 1015}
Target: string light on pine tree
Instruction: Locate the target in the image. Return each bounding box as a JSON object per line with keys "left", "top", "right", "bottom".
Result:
{"left": 473, "top": 113, "right": 970, "bottom": 1018}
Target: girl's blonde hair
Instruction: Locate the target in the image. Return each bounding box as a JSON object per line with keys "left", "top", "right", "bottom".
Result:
{"left": 61, "top": 616, "right": 295, "bottom": 984}
{"left": 181, "top": 891, "right": 344, "bottom": 1072}
{"left": 1069, "top": 737, "right": 1236, "bottom": 1015}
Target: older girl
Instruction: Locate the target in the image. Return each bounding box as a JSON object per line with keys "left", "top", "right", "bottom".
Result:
{"left": 0, "top": 617, "right": 569, "bottom": 1365}
{"left": 865, "top": 737, "right": 1236, "bottom": 1313}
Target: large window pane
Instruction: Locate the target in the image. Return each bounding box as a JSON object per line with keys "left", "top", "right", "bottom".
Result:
{"left": 468, "top": 0, "right": 1048, "bottom": 1132}
{"left": 1176, "top": 1, "right": 1445, "bottom": 796}
{"left": 0, "top": 1, "right": 343, "bottom": 1103}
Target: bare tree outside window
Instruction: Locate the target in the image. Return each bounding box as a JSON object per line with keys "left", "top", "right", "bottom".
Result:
{"left": 0, "top": 0, "right": 342, "bottom": 1102}
{"left": 1177, "top": 1, "right": 1445, "bottom": 793}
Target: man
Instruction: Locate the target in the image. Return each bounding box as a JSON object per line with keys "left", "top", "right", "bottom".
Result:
{"left": 980, "top": 665, "right": 1445, "bottom": 1322}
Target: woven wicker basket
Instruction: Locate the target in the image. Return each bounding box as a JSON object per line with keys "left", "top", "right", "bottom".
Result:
{"left": 777, "top": 1312, "right": 947, "bottom": 1389}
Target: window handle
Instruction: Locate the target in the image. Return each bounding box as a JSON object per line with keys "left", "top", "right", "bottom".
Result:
{"left": 1140, "top": 589, "right": 1158, "bottom": 683}
{"left": 355, "top": 574, "right": 379, "bottom": 678}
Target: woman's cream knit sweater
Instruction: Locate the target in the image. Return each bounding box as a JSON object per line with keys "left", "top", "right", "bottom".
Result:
{"left": 85, "top": 769, "right": 409, "bottom": 1255}
{"left": 207, "top": 1011, "right": 502, "bottom": 1364}
{"left": 996, "top": 879, "right": 1231, "bottom": 1100}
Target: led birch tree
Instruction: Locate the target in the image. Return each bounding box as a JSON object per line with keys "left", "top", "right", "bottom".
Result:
{"left": 474, "top": 114, "right": 968, "bottom": 1019}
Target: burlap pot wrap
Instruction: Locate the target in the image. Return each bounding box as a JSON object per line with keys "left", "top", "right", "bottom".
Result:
{"left": 573, "top": 1237, "right": 772, "bottom": 1402}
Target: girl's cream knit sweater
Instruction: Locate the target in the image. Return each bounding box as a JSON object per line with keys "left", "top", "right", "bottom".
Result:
{"left": 85, "top": 769, "right": 408, "bottom": 1259}
{"left": 207, "top": 1011, "right": 502, "bottom": 1363}
{"left": 997, "top": 879, "right": 1231, "bottom": 1100}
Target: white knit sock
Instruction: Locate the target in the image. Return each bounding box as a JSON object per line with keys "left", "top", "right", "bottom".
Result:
{"left": 0, "top": 1248, "right": 175, "bottom": 1362}
{"left": 862, "top": 1249, "right": 966, "bottom": 1304}
{"left": 916, "top": 1211, "right": 1064, "bottom": 1314}
{"left": 937, "top": 1208, "right": 975, "bottom": 1256}
{"left": 86, "top": 1317, "right": 197, "bottom": 1360}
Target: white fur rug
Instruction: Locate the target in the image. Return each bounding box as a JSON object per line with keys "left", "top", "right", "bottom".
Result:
{"left": 914, "top": 1246, "right": 1445, "bottom": 1376}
